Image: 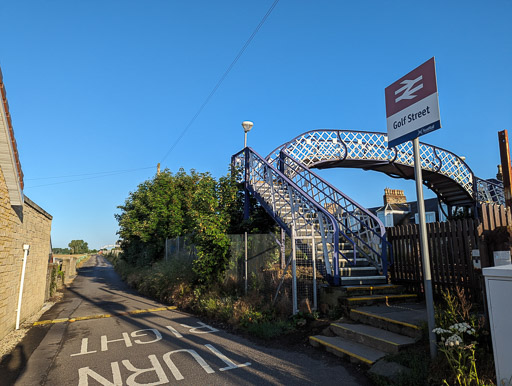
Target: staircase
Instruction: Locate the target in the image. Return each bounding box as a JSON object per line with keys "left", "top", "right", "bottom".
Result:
{"left": 232, "top": 147, "right": 391, "bottom": 287}
{"left": 310, "top": 296, "right": 425, "bottom": 366}
{"left": 273, "top": 151, "right": 392, "bottom": 279}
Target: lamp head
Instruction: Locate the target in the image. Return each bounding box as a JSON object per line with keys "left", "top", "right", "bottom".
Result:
{"left": 242, "top": 121, "right": 254, "bottom": 133}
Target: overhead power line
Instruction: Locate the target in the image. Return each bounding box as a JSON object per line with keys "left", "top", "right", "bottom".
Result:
{"left": 160, "top": 0, "right": 280, "bottom": 163}
{"left": 24, "top": 166, "right": 155, "bottom": 181}
{"left": 24, "top": 166, "right": 155, "bottom": 189}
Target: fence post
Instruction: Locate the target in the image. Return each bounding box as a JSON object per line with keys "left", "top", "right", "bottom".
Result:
{"left": 281, "top": 228, "right": 286, "bottom": 269}
{"left": 292, "top": 225, "right": 297, "bottom": 315}
{"left": 165, "top": 238, "right": 168, "bottom": 261}
{"left": 244, "top": 231, "right": 248, "bottom": 296}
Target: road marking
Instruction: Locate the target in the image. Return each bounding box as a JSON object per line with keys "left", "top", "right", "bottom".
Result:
{"left": 33, "top": 306, "right": 177, "bottom": 326}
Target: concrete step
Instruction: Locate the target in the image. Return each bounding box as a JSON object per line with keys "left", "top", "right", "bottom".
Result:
{"left": 339, "top": 275, "right": 387, "bottom": 286}
{"left": 350, "top": 305, "right": 426, "bottom": 339}
{"left": 344, "top": 294, "right": 418, "bottom": 308}
{"left": 340, "top": 266, "right": 378, "bottom": 277}
{"left": 309, "top": 335, "right": 386, "bottom": 366}
{"left": 330, "top": 322, "right": 417, "bottom": 354}
{"left": 342, "top": 284, "right": 404, "bottom": 297}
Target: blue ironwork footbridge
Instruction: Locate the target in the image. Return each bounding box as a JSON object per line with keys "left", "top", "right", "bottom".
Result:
{"left": 232, "top": 130, "right": 503, "bottom": 287}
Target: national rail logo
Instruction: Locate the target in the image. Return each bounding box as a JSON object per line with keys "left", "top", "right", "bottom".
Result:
{"left": 385, "top": 57, "right": 441, "bottom": 148}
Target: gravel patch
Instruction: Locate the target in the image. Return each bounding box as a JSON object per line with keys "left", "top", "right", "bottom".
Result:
{"left": 0, "top": 293, "right": 62, "bottom": 362}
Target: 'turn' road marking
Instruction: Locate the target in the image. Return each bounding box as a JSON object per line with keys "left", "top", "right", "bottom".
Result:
{"left": 33, "top": 306, "right": 177, "bottom": 326}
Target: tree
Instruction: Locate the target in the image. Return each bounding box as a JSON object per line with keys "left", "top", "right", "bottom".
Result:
{"left": 115, "top": 165, "right": 277, "bottom": 282}
{"left": 115, "top": 168, "right": 204, "bottom": 265}
{"left": 52, "top": 247, "right": 71, "bottom": 255}
{"left": 68, "top": 240, "right": 89, "bottom": 254}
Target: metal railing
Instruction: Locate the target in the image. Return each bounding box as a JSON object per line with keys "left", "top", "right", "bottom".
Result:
{"left": 475, "top": 178, "right": 505, "bottom": 205}
{"left": 267, "top": 130, "right": 503, "bottom": 206}
{"left": 274, "top": 151, "right": 391, "bottom": 276}
{"left": 232, "top": 147, "right": 344, "bottom": 284}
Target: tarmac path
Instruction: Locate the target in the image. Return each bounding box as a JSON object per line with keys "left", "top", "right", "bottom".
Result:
{"left": 0, "top": 255, "right": 370, "bottom": 385}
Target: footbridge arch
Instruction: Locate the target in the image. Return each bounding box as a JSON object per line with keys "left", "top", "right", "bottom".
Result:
{"left": 267, "top": 130, "right": 504, "bottom": 209}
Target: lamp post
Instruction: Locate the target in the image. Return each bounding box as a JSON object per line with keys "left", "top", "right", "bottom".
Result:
{"left": 242, "top": 121, "right": 253, "bottom": 148}
{"left": 241, "top": 121, "right": 253, "bottom": 221}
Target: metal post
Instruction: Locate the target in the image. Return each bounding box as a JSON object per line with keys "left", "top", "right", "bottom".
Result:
{"left": 244, "top": 148, "right": 250, "bottom": 220}
{"left": 413, "top": 138, "right": 437, "bottom": 358}
{"left": 244, "top": 231, "right": 248, "bottom": 296}
{"left": 311, "top": 229, "right": 317, "bottom": 311}
{"left": 291, "top": 225, "right": 298, "bottom": 315}
{"left": 280, "top": 228, "right": 286, "bottom": 269}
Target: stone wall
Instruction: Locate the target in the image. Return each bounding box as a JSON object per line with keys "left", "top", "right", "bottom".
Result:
{"left": 0, "top": 166, "right": 52, "bottom": 341}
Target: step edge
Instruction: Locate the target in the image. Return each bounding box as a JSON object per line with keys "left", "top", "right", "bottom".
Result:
{"left": 330, "top": 323, "right": 414, "bottom": 346}
{"left": 345, "top": 285, "right": 402, "bottom": 291}
{"left": 309, "top": 336, "right": 376, "bottom": 365}
{"left": 350, "top": 309, "right": 422, "bottom": 331}
{"left": 346, "top": 294, "right": 417, "bottom": 302}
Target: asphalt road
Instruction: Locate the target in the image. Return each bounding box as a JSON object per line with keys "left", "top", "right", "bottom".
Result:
{"left": 1, "top": 255, "right": 370, "bottom": 385}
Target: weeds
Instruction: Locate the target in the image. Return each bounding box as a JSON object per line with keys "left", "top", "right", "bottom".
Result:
{"left": 431, "top": 288, "right": 495, "bottom": 386}
{"left": 106, "top": 253, "right": 312, "bottom": 341}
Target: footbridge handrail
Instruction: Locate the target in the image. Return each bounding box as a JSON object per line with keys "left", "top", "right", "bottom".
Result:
{"left": 232, "top": 147, "right": 352, "bottom": 284}
{"left": 272, "top": 150, "right": 392, "bottom": 275}
{"left": 267, "top": 130, "right": 504, "bottom": 207}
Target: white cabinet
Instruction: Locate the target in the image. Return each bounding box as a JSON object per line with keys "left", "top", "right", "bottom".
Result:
{"left": 483, "top": 265, "right": 512, "bottom": 385}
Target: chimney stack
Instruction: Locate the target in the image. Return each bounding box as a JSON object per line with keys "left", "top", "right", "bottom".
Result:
{"left": 383, "top": 188, "right": 407, "bottom": 205}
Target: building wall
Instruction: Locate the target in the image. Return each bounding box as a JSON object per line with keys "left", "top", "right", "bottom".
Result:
{"left": 0, "top": 166, "right": 52, "bottom": 341}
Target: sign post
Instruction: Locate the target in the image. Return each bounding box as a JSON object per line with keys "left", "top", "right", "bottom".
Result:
{"left": 385, "top": 57, "right": 441, "bottom": 359}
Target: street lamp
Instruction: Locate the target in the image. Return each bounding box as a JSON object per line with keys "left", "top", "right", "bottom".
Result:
{"left": 242, "top": 121, "right": 253, "bottom": 148}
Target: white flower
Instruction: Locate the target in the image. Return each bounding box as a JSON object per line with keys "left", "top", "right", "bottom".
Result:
{"left": 445, "top": 333, "right": 463, "bottom": 347}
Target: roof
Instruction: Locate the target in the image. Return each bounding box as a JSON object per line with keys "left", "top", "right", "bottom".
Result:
{"left": 368, "top": 197, "right": 440, "bottom": 215}
{"left": 0, "top": 67, "right": 24, "bottom": 205}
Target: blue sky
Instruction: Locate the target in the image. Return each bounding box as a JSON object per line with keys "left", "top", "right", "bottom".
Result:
{"left": 1, "top": 0, "right": 511, "bottom": 249}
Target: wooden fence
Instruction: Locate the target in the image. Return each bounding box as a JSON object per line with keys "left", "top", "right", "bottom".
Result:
{"left": 387, "top": 203, "right": 512, "bottom": 301}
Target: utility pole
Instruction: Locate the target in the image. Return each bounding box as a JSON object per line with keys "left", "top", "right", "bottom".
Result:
{"left": 498, "top": 130, "right": 512, "bottom": 208}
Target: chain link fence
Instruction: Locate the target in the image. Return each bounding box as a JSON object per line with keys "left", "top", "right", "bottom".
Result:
{"left": 164, "top": 232, "right": 320, "bottom": 315}
{"left": 164, "top": 235, "right": 197, "bottom": 263}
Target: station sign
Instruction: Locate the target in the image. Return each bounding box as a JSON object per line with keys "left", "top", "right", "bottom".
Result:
{"left": 385, "top": 57, "right": 441, "bottom": 148}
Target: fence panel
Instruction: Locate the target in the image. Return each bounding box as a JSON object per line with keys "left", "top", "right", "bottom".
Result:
{"left": 388, "top": 218, "right": 482, "bottom": 299}
{"left": 164, "top": 235, "right": 197, "bottom": 262}
{"left": 226, "top": 233, "right": 284, "bottom": 304}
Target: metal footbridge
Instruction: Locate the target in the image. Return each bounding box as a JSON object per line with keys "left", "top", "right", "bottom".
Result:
{"left": 233, "top": 130, "right": 504, "bottom": 286}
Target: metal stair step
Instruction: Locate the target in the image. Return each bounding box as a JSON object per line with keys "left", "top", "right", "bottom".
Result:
{"left": 309, "top": 335, "right": 386, "bottom": 366}
{"left": 340, "top": 266, "right": 378, "bottom": 276}
{"left": 330, "top": 322, "right": 417, "bottom": 354}
{"left": 339, "top": 258, "right": 372, "bottom": 267}
{"left": 340, "top": 276, "right": 387, "bottom": 286}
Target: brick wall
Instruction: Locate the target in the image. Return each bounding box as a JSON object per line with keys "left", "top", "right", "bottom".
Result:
{"left": 0, "top": 166, "right": 52, "bottom": 341}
